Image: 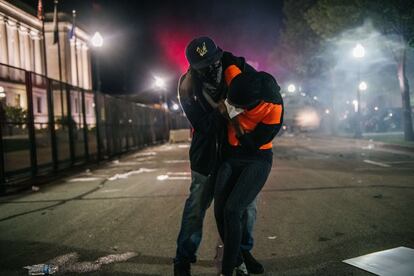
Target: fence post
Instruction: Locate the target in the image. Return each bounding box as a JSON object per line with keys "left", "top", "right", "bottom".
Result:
{"left": 93, "top": 90, "right": 102, "bottom": 161}
{"left": 25, "top": 72, "right": 38, "bottom": 177}
{"left": 66, "top": 85, "right": 75, "bottom": 164}
{"left": 81, "top": 89, "right": 89, "bottom": 161}
{"left": 46, "top": 78, "right": 58, "bottom": 171}
{"left": 0, "top": 101, "right": 5, "bottom": 194}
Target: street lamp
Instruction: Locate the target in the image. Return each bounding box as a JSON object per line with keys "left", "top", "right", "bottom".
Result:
{"left": 91, "top": 32, "right": 104, "bottom": 92}
{"left": 154, "top": 76, "right": 166, "bottom": 91}
{"left": 359, "top": 81, "right": 367, "bottom": 91}
{"left": 287, "top": 84, "right": 296, "bottom": 93}
{"left": 91, "top": 32, "right": 103, "bottom": 48}
{"left": 0, "top": 86, "right": 5, "bottom": 98}
{"left": 352, "top": 43, "right": 365, "bottom": 138}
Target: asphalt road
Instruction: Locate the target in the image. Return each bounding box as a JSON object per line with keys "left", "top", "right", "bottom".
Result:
{"left": 0, "top": 134, "right": 413, "bottom": 275}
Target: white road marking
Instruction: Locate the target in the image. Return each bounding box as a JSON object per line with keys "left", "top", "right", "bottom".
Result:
{"left": 163, "top": 160, "right": 189, "bottom": 163}
{"left": 166, "top": 172, "right": 191, "bottom": 175}
{"left": 68, "top": 177, "right": 103, "bottom": 182}
{"left": 134, "top": 151, "right": 157, "bottom": 157}
{"left": 363, "top": 159, "right": 391, "bottom": 168}
{"left": 135, "top": 156, "right": 155, "bottom": 162}
{"left": 178, "top": 144, "right": 190, "bottom": 148}
{"left": 108, "top": 168, "right": 156, "bottom": 181}
{"left": 157, "top": 175, "right": 191, "bottom": 181}
{"left": 110, "top": 161, "right": 142, "bottom": 166}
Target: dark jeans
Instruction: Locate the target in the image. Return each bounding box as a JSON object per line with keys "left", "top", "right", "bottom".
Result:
{"left": 214, "top": 158, "right": 272, "bottom": 275}
{"left": 174, "top": 170, "right": 257, "bottom": 264}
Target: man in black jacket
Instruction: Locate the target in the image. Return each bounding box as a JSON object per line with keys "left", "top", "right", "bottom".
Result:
{"left": 174, "top": 37, "right": 262, "bottom": 276}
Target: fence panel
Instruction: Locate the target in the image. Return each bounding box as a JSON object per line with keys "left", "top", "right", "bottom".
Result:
{"left": 0, "top": 62, "right": 190, "bottom": 192}
{"left": 0, "top": 65, "right": 31, "bottom": 181}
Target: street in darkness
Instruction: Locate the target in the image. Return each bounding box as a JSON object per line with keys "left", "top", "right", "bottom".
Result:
{"left": 0, "top": 135, "right": 413, "bottom": 275}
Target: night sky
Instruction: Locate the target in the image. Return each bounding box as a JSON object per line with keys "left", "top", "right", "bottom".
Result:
{"left": 22, "top": 0, "right": 284, "bottom": 99}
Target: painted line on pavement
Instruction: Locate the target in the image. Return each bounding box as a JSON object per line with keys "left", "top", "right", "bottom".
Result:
{"left": 363, "top": 159, "right": 391, "bottom": 168}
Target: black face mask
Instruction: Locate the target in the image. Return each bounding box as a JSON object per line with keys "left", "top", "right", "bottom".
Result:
{"left": 196, "top": 61, "right": 223, "bottom": 86}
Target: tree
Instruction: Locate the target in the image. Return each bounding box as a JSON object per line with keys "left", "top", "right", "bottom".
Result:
{"left": 272, "top": 0, "right": 322, "bottom": 83}
{"left": 305, "top": 0, "right": 414, "bottom": 140}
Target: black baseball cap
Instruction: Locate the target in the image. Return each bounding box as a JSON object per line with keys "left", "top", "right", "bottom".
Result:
{"left": 185, "top": 36, "right": 223, "bottom": 70}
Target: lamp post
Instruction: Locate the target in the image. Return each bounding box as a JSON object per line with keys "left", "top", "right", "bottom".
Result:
{"left": 0, "top": 86, "right": 5, "bottom": 193}
{"left": 352, "top": 43, "right": 365, "bottom": 138}
{"left": 153, "top": 76, "right": 169, "bottom": 140}
{"left": 91, "top": 32, "right": 103, "bottom": 92}
{"left": 91, "top": 32, "right": 103, "bottom": 160}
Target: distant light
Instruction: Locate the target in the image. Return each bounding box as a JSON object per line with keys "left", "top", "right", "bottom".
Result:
{"left": 91, "top": 32, "right": 104, "bottom": 48}
{"left": 352, "top": 100, "right": 358, "bottom": 112}
{"left": 281, "top": 93, "right": 286, "bottom": 97}
{"left": 0, "top": 86, "right": 5, "bottom": 98}
{"left": 353, "top": 43, "right": 365, "bottom": 58}
{"left": 154, "top": 76, "right": 166, "bottom": 90}
{"left": 389, "top": 113, "right": 393, "bottom": 117}
{"left": 300, "top": 92, "right": 306, "bottom": 97}
{"left": 346, "top": 100, "right": 350, "bottom": 105}
{"left": 128, "top": 119, "right": 132, "bottom": 123}
{"left": 359, "top": 81, "right": 367, "bottom": 91}
{"left": 343, "top": 114, "right": 348, "bottom": 119}
{"left": 282, "top": 125, "right": 287, "bottom": 130}
{"left": 172, "top": 103, "right": 179, "bottom": 111}
{"left": 325, "top": 109, "right": 330, "bottom": 114}
{"left": 374, "top": 106, "right": 379, "bottom": 111}
{"left": 288, "top": 84, "right": 296, "bottom": 93}
{"left": 313, "top": 96, "right": 318, "bottom": 101}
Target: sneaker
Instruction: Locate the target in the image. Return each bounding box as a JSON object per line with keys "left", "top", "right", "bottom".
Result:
{"left": 174, "top": 262, "right": 191, "bottom": 276}
{"left": 241, "top": 251, "right": 264, "bottom": 274}
{"left": 235, "top": 262, "right": 250, "bottom": 276}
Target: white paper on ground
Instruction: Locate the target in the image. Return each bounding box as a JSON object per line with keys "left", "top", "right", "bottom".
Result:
{"left": 343, "top": 246, "right": 414, "bottom": 276}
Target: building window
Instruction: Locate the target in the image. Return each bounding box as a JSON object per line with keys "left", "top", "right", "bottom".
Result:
{"left": 15, "top": 94, "right": 21, "bottom": 107}
{"left": 36, "top": 97, "right": 42, "bottom": 113}
{"left": 86, "top": 100, "right": 90, "bottom": 115}
{"left": 75, "top": 98, "right": 79, "bottom": 113}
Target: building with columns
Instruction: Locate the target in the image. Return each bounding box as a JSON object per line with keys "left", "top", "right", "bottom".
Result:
{"left": 0, "top": 0, "right": 94, "bottom": 127}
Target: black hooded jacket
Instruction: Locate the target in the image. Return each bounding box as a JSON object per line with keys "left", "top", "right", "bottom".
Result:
{"left": 178, "top": 52, "right": 256, "bottom": 175}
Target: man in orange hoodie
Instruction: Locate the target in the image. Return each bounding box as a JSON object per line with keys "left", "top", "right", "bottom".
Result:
{"left": 214, "top": 71, "right": 284, "bottom": 276}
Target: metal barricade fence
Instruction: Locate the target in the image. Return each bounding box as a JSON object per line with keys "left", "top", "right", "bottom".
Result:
{"left": 0, "top": 63, "right": 190, "bottom": 193}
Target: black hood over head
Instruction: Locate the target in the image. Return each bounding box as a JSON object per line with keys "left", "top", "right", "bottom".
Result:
{"left": 228, "top": 71, "right": 282, "bottom": 107}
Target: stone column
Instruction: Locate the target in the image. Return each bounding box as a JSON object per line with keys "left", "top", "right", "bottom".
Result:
{"left": 18, "top": 26, "right": 29, "bottom": 70}
{"left": 70, "top": 39, "right": 77, "bottom": 86}
{"left": 82, "top": 44, "right": 90, "bottom": 90}
{"left": 33, "top": 32, "right": 43, "bottom": 75}
{"left": 23, "top": 28, "right": 32, "bottom": 71}
{"left": 6, "top": 20, "right": 16, "bottom": 67}
{"left": 0, "top": 15, "right": 9, "bottom": 77}
{"left": 76, "top": 42, "right": 83, "bottom": 88}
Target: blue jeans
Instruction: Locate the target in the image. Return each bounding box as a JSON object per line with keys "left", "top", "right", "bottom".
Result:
{"left": 174, "top": 170, "right": 257, "bottom": 264}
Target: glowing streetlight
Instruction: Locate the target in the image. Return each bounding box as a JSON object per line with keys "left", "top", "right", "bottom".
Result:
{"left": 0, "top": 86, "right": 5, "bottom": 98}
{"left": 325, "top": 109, "right": 330, "bottom": 115}
{"left": 172, "top": 103, "right": 179, "bottom": 111}
{"left": 359, "top": 81, "right": 367, "bottom": 91}
{"left": 352, "top": 43, "right": 365, "bottom": 138}
{"left": 313, "top": 96, "right": 318, "bottom": 101}
{"left": 154, "top": 76, "right": 166, "bottom": 90}
{"left": 352, "top": 43, "right": 365, "bottom": 58}
{"left": 374, "top": 106, "right": 379, "bottom": 111}
{"left": 287, "top": 84, "right": 296, "bottom": 93}
{"left": 91, "top": 32, "right": 103, "bottom": 48}
{"left": 352, "top": 100, "right": 358, "bottom": 113}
